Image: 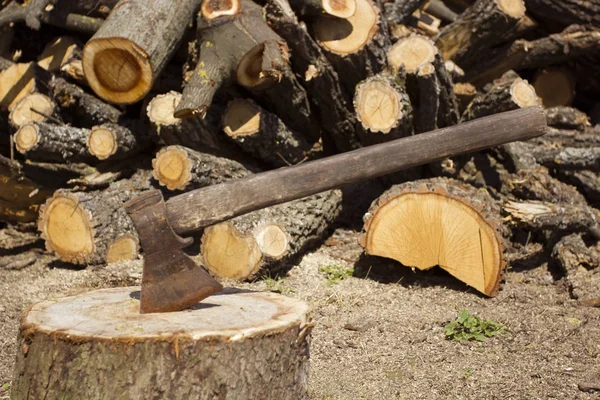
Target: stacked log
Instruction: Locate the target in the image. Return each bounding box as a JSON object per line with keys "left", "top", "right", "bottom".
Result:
{"left": 0, "top": 0, "right": 599, "bottom": 307}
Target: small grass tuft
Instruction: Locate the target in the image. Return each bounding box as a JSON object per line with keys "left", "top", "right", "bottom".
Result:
{"left": 263, "top": 276, "right": 294, "bottom": 295}
{"left": 444, "top": 309, "right": 506, "bottom": 342}
{"left": 319, "top": 264, "right": 353, "bottom": 285}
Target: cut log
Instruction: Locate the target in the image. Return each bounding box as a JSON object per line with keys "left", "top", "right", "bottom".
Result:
{"left": 8, "top": 93, "right": 57, "bottom": 128}
{"left": 37, "top": 171, "right": 153, "bottom": 265}
{"left": 462, "top": 76, "right": 540, "bottom": 121}
{"left": 14, "top": 122, "right": 93, "bottom": 163}
{"left": 434, "top": 0, "right": 525, "bottom": 69}
{"left": 14, "top": 121, "right": 145, "bottom": 162}
{"left": 175, "top": 0, "right": 288, "bottom": 118}
{"left": 360, "top": 178, "right": 506, "bottom": 296}
{"left": 201, "top": 190, "right": 342, "bottom": 279}
{"left": 313, "top": 0, "right": 390, "bottom": 98}
{"left": 222, "top": 99, "right": 315, "bottom": 167}
{"left": 0, "top": 62, "right": 51, "bottom": 109}
{"left": 503, "top": 200, "right": 600, "bottom": 239}
{"left": 152, "top": 145, "right": 250, "bottom": 191}
{"left": 11, "top": 287, "right": 312, "bottom": 399}
{"left": 353, "top": 73, "right": 413, "bottom": 144}
{"left": 532, "top": 68, "right": 576, "bottom": 108}
{"left": 415, "top": 63, "right": 439, "bottom": 133}
{"left": 146, "top": 91, "right": 230, "bottom": 155}
{"left": 464, "top": 25, "right": 600, "bottom": 87}
{"left": 425, "top": 0, "right": 459, "bottom": 22}
{"left": 264, "top": 0, "right": 361, "bottom": 151}
{"left": 87, "top": 123, "right": 148, "bottom": 161}
{"left": 83, "top": 0, "right": 201, "bottom": 104}
{"left": 387, "top": 34, "right": 459, "bottom": 127}
{"left": 524, "top": 0, "right": 600, "bottom": 29}
{"left": 289, "top": 0, "right": 357, "bottom": 18}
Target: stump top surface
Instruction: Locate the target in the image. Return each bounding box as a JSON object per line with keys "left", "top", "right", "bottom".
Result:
{"left": 22, "top": 287, "right": 309, "bottom": 342}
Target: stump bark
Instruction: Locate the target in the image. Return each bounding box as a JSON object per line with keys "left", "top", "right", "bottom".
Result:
{"left": 11, "top": 287, "right": 312, "bottom": 400}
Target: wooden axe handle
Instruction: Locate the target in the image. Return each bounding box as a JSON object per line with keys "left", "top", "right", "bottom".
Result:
{"left": 166, "top": 106, "right": 547, "bottom": 235}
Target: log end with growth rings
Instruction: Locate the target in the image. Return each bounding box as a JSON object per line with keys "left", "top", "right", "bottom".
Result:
{"left": 147, "top": 90, "right": 182, "bottom": 126}
{"left": 14, "top": 124, "right": 40, "bottom": 154}
{"left": 105, "top": 234, "right": 139, "bottom": 264}
{"left": 222, "top": 99, "right": 261, "bottom": 138}
{"left": 532, "top": 68, "right": 576, "bottom": 107}
{"left": 10, "top": 94, "right": 55, "bottom": 128}
{"left": 255, "top": 224, "right": 290, "bottom": 260}
{"left": 201, "top": 223, "right": 264, "bottom": 280}
{"left": 388, "top": 35, "right": 438, "bottom": 74}
{"left": 83, "top": 38, "right": 153, "bottom": 104}
{"left": 323, "top": 0, "right": 357, "bottom": 18}
{"left": 88, "top": 126, "right": 117, "bottom": 160}
{"left": 313, "top": 0, "right": 379, "bottom": 56}
{"left": 38, "top": 193, "right": 95, "bottom": 264}
{"left": 152, "top": 146, "right": 193, "bottom": 191}
{"left": 361, "top": 182, "right": 506, "bottom": 296}
{"left": 510, "top": 78, "right": 541, "bottom": 108}
{"left": 201, "top": 0, "right": 242, "bottom": 20}
{"left": 354, "top": 77, "right": 405, "bottom": 134}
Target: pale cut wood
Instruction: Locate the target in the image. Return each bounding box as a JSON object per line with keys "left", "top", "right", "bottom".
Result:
{"left": 289, "top": 0, "right": 357, "bottom": 18}
{"left": 37, "top": 36, "right": 79, "bottom": 72}
{"left": 9, "top": 93, "right": 56, "bottom": 128}
{"left": 164, "top": 107, "right": 547, "bottom": 235}
{"left": 11, "top": 287, "right": 312, "bottom": 400}
{"left": 105, "top": 234, "right": 139, "bottom": 264}
{"left": 361, "top": 178, "right": 506, "bottom": 296}
{"left": 83, "top": 0, "right": 201, "bottom": 104}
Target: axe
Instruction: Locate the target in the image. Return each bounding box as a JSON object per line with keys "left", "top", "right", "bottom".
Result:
{"left": 125, "top": 107, "right": 547, "bottom": 313}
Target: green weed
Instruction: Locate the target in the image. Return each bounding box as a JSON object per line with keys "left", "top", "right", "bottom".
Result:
{"left": 319, "top": 264, "right": 353, "bottom": 285}
{"left": 444, "top": 310, "right": 505, "bottom": 342}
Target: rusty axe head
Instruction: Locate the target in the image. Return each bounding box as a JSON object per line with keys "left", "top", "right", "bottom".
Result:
{"left": 125, "top": 190, "right": 222, "bottom": 314}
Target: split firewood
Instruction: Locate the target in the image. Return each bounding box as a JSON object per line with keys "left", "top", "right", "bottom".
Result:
{"left": 353, "top": 73, "right": 413, "bottom": 144}
{"left": 313, "top": 0, "right": 391, "bottom": 98}
{"left": 37, "top": 170, "right": 153, "bottom": 265}
{"left": 222, "top": 99, "right": 316, "bottom": 167}
{"left": 8, "top": 93, "right": 58, "bottom": 128}
{"left": 382, "top": 0, "right": 427, "bottom": 24}
{"left": 0, "top": 62, "right": 52, "bottom": 109}
{"left": 532, "top": 68, "right": 576, "bottom": 108}
{"left": 14, "top": 121, "right": 146, "bottom": 163}
{"left": 201, "top": 190, "right": 342, "bottom": 280}
{"left": 552, "top": 233, "right": 600, "bottom": 304}
{"left": 544, "top": 107, "right": 590, "bottom": 131}
{"left": 524, "top": 0, "right": 600, "bottom": 29}
{"left": 453, "top": 82, "right": 477, "bottom": 113}
{"left": 152, "top": 145, "right": 251, "bottom": 192}
{"left": 288, "top": 0, "right": 357, "bottom": 18}
{"left": 462, "top": 75, "right": 540, "bottom": 121}
{"left": 360, "top": 178, "right": 507, "bottom": 296}
{"left": 175, "top": 0, "right": 288, "bottom": 118}
{"left": 37, "top": 36, "right": 79, "bottom": 73}
{"left": 465, "top": 25, "right": 600, "bottom": 86}
{"left": 434, "top": 0, "right": 525, "bottom": 69}
{"left": 0, "top": 154, "right": 53, "bottom": 223}
{"left": 83, "top": 0, "right": 200, "bottom": 104}
{"left": 264, "top": 0, "right": 361, "bottom": 151}
{"left": 503, "top": 200, "right": 600, "bottom": 239}
{"left": 387, "top": 34, "right": 459, "bottom": 128}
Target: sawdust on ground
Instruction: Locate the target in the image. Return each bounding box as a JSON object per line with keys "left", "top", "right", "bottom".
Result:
{"left": 1, "top": 229, "right": 599, "bottom": 400}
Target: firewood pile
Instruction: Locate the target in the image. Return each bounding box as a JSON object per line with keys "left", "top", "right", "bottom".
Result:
{"left": 1, "top": 0, "right": 599, "bottom": 303}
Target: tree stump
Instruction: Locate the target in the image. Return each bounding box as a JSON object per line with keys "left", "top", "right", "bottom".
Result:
{"left": 11, "top": 287, "right": 312, "bottom": 400}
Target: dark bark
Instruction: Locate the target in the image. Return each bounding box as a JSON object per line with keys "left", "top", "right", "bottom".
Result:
{"left": 265, "top": 0, "right": 361, "bottom": 151}
{"left": 545, "top": 107, "right": 590, "bottom": 131}
{"left": 464, "top": 25, "right": 600, "bottom": 86}
{"left": 415, "top": 63, "right": 439, "bottom": 133}
{"left": 524, "top": 0, "right": 600, "bottom": 29}
{"left": 383, "top": 0, "right": 427, "bottom": 24}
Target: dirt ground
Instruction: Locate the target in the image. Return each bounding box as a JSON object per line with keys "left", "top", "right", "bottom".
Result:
{"left": 1, "top": 228, "right": 599, "bottom": 400}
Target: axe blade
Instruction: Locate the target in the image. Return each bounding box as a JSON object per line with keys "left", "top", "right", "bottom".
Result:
{"left": 125, "top": 190, "right": 222, "bottom": 314}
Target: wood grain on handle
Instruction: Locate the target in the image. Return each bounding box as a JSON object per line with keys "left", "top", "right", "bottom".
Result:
{"left": 167, "top": 106, "right": 547, "bottom": 235}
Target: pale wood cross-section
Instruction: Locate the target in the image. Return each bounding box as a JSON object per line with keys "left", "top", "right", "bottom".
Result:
{"left": 11, "top": 287, "right": 312, "bottom": 400}
{"left": 361, "top": 179, "right": 506, "bottom": 296}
